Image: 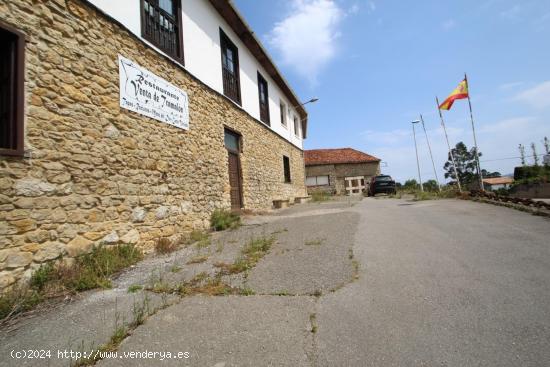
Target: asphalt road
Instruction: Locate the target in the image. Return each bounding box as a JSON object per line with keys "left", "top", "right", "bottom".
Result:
{"left": 316, "top": 198, "right": 550, "bottom": 367}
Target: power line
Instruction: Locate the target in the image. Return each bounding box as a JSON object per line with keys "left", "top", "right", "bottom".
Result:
{"left": 480, "top": 154, "right": 545, "bottom": 163}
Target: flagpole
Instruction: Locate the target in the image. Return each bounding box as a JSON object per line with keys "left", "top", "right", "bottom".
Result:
{"left": 420, "top": 114, "right": 441, "bottom": 192}
{"left": 436, "top": 96, "right": 462, "bottom": 193}
{"left": 464, "top": 73, "right": 484, "bottom": 191}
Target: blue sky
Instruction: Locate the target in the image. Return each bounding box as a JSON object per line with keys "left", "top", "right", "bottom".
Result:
{"left": 233, "top": 0, "right": 550, "bottom": 183}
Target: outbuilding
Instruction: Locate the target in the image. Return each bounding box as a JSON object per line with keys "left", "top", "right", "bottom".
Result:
{"left": 305, "top": 148, "right": 381, "bottom": 195}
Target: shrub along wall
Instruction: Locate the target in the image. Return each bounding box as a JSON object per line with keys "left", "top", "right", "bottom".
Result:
{"left": 0, "top": 0, "right": 306, "bottom": 291}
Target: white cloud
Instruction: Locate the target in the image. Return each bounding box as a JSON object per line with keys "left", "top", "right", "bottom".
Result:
{"left": 514, "top": 81, "right": 550, "bottom": 109}
{"left": 442, "top": 19, "right": 457, "bottom": 31}
{"left": 266, "top": 0, "right": 345, "bottom": 84}
{"left": 498, "top": 81, "right": 524, "bottom": 91}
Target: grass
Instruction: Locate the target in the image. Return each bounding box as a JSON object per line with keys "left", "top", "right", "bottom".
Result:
{"left": 310, "top": 192, "right": 331, "bottom": 202}
{"left": 176, "top": 274, "right": 244, "bottom": 297}
{"left": 310, "top": 313, "right": 318, "bottom": 334}
{"left": 0, "top": 244, "right": 143, "bottom": 321}
{"left": 187, "top": 230, "right": 211, "bottom": 249}
{"left": 155, "top": 237, "right": 178, "bottom": 254}
{"left": 186, "top": 255, "right": 209, "bottom": 265}
{"left": 210, "top": 209, "right": 241, "bottom": 231}
{"left": 305, "top": 238, "right": 324, "bottom": 246}
{"left": 0, "top": 288, "right": 42, "bottom": 321}
{"left": 127, "top": 284, "right": 143, "bottom": 293}
{"left": 169, "top": 264, "right": 181, "bottom": 273}
{"left": 216, "top": 236, "right": 275, "bottom": 275}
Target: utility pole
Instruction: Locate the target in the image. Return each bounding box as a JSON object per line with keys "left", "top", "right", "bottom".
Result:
{"left": 411, "top": 119, "right": 423, "bottom": 192}
{"left": 420, "top": 114, "right": 441, "bottom": 191}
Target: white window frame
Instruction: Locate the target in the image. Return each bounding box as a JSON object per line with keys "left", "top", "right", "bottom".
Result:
{"left": 294, "top": 115, "right": 301, "bottom": 138}
{"left": 306, "top": 176, "right": 330, "bottom": 187}
{"left": 280, "top": 100, "right": 287, "bottom": 128}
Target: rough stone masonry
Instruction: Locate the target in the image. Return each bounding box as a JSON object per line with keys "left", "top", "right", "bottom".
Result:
{"left": 0, "top": 0, "right": 307, "bottom": 291}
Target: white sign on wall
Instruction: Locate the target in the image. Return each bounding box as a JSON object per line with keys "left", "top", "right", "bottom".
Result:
{"left": 118, "top": 55, "right": 189, "bottom": 130}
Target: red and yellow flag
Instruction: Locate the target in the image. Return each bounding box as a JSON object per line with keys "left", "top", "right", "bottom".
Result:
{"left": 439, "top": 79, "right": 469, "bottom": 110}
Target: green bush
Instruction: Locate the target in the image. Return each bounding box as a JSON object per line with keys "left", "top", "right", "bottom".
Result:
{"left": 210, "top": 210, "right": 241, "bottom": 231}
{"left": 29, "top": 263, "right": 56, "bottom": 291}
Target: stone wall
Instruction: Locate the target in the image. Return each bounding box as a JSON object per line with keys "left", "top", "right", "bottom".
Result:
{"left": 306, "top": 162, "right": 380, "bottom": 195}
{"left": 0, "top": 0, "right": 306, "bottom": 291}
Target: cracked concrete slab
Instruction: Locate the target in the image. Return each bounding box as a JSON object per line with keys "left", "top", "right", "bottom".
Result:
{"left": 244, "top": 211, "right": 359, "bottom": 295}
{"left": 99, "top": 295, "right": 317, "bottom": 367}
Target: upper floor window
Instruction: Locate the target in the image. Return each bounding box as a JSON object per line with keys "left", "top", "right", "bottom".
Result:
{"left": 220, "top": 29, "right": 241, "bottom": 105}
{"left": 0, "top": 23, "right": 25, "bottom": 156}
{"left": 257, "top": 72, "right": 270, "bottom": 125}
{"left": 141, "top": 0, "right": 184, "bottom": 63}
{"left": 293, "top": 115, "right": 301, "bottom": 139}
{"left": 280, "top": 101, "right": 287, "bottom": 128}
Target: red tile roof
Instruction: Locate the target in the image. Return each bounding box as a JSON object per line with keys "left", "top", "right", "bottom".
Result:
{"left": 305, "top": 148, "right": 380, "bottom": 166}
{"left": 482, "top": 177, "right": 514, "bottom": 185}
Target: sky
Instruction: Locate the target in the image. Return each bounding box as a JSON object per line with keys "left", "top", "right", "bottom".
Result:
{"left": 233, "top": 0, "right": 550, "bottom": 183}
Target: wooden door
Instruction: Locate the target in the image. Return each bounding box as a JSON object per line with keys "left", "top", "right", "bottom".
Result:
{"left": 228, "top": 151, "right": 242, "bottom": 210}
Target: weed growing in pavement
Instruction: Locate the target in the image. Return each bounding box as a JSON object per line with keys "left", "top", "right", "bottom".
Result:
{"left": 311, "top": 192, "right": 331, "bottom": 203}
{"left": 210, "top": 210, "right": 241, "bottom": 231}
{"left": 0, "top": 287, "right": 42, "bottom": 321}
{"left": 127, "top": 284, "right": 143, "bottom": 293}
{"left": 216, "top": 236, "right": 275, "bottom": 275}
{"left": 73, "top": 296, "right": 152, "bottom": 366}
{"left": 305, "top": 238, "right": 324, "bottom": 246}
{"left": 155, "top": 237, "right": 178, "bottom": 254}
{"left": 309, "top": 313, "right": 318, "bottom": 333}
{"left": 1, "top": 245, "right": 143, "bottom": 322}
{"left": 169, "top": 265, "right": 182, "bottom": 273}
{"left": 186, "top": 255, "right": 209, "bottom": 265}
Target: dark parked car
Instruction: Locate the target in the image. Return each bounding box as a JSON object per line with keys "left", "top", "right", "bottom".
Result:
{"left": 368, "top": 175, "right": 396, "bottom": 196}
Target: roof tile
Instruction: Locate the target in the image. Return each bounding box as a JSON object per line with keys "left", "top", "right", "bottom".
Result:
{"left": 305, "top": 148, "right": 380, "bottom": 166}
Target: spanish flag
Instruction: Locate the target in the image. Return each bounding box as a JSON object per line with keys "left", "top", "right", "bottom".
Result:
{"left": 439, "top": 79, "right": 469, "bottom": 110}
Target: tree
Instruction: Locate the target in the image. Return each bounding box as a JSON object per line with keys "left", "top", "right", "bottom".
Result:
{"left": 481, "top": 169, "right": 501, "bottom": 178}
{"left": 543, "top": 137, "right": 549, "bottom": 155}
{"left": 423, "top": 179, "right": 439, "bottom": 192}
{"left": 403, "top": 179, "right": 419, "bottom": 190}
{"left": 519, "top": 144, "right": 526, "bottom": 166}
{"left": 531, "top": 142, "right": 539, "bottom": 166}
{"left": 443, "top": 142, "right": 481, "bottom": 185}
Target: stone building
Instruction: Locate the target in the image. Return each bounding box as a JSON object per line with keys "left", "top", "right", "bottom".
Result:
{"left": 305, "top": 148, "right": 380, "bottom": 195}
{"left": 0, "top": 0, "right": 309, "bottom": 290}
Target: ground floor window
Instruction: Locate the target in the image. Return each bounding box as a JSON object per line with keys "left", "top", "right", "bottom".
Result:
{"left": 306, "top": 175, "right": 329, "bottom": 186}
{"left": 283, "top": 156, "right": 291, "bottom": 183}
{"left": 0, "top": 22, "right": 25, "bottom": 156}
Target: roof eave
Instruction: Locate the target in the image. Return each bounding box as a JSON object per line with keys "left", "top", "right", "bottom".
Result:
{"left": 209, "top": 0, "right": 308, "bottom": 127}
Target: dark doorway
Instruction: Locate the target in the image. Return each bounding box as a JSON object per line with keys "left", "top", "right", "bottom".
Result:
{"left": 224, "top": 129, "right": 243, "bottom": 210}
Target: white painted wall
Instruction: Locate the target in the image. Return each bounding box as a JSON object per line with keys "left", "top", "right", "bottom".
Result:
{"left": 88, "top": 0, "right": 304, "bottom": 149}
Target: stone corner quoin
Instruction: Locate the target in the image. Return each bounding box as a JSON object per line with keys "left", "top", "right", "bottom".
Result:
{"left": 0, "top": 0, "right": 307, "bottom": 291}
